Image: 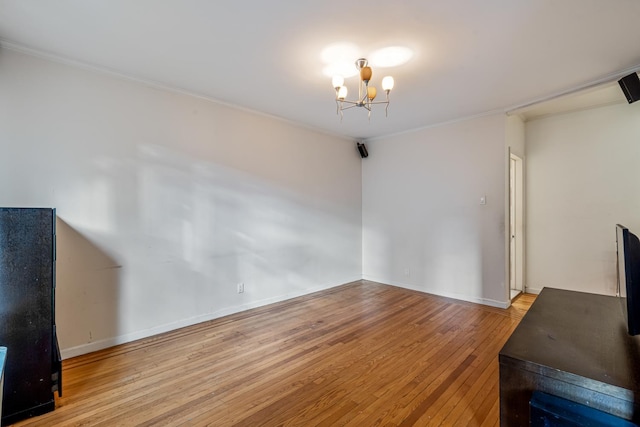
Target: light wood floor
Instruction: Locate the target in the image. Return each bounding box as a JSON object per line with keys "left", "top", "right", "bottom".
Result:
{"left": 13, "top": 281, "right": 535, "bottom": 427}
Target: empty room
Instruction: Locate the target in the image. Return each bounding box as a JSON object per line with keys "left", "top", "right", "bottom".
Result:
{"left": 1, "top": 1, "right": 640, "bottom": 426}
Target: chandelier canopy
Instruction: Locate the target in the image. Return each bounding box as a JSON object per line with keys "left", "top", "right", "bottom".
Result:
{"left": 332, "top": 58, "right": 394, "bottom": 120}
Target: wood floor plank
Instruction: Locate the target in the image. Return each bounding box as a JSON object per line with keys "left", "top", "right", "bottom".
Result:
{"left": 11, "top": 281, "right": 534, "bottom": 426}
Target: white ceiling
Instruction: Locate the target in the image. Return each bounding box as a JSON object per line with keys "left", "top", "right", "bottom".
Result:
{"left": 1, "top": 0, "right": 640, "bottom": 140}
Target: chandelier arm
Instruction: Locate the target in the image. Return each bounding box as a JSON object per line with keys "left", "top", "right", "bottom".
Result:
{"left": 385, "top": 92, "right": 390, "bottom": 117}
{"left": 340, "top": 104, "right": 359, "bottom": 111}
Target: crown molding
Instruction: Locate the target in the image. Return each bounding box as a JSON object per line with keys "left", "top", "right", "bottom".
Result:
{"left": 505, "top": 64, "right": 640, "bottom": 115}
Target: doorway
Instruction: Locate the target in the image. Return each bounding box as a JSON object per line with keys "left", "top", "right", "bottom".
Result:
{"left": 509, "top": 153, "right": 524, "bottom": 300}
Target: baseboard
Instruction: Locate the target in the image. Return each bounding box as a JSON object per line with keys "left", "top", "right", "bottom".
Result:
{"left": 525, "top": 286, "right": 542, "bottom": 295}
{"left": 61, "top": 276, "right": 362, "bottom": 360}
{"left": 362, "top": 275, "right": 510, "bottom": 309}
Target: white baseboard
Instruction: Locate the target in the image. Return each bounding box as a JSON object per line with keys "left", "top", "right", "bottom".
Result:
{"left": 362, "top": 275, "right": 510, "bottom": 309}
{"left": 525, "top": 286, "right": 542, "bottom": 295}
{"left": 61, "top": 276, "right": 362, "bottom": 360}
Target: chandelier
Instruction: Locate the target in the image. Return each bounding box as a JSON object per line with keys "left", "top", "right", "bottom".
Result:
{"left": 332, "top": 58, "right": 395, "bottom": 120}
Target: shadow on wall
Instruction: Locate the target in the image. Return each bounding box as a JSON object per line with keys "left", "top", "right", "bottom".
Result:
{"left": 54, "top": 142, "right": 359, "bottom": 356}
{"left": 55, "top": 218, "right": 122, "bottom": 355}
{"left": 132, "top": 143, "right": 351, "bottom": 306}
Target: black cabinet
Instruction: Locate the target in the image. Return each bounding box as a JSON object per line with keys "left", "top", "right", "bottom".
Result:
{"left": 499, "top": 288, "right": 640, "bottom": 425}
{"left": 0, "top": 208, "right": 62, "bottom": 425}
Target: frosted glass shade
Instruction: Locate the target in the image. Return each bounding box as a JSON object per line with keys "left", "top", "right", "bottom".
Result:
{"left": 382, "top": 76, "right": 394, "bottom": 91}
{"left": 337, "top": 86, "right": 348, "bottom": 100}
{"left": 367, "top": 87, "right": 377, "bottom": 100}
{"left": 360, "top": 66, "right": 372, "bottom": 81}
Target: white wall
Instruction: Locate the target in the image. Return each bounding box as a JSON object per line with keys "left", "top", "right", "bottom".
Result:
{"left": 526, "top": 101, "right": 640, "bottom": 295}
{"left": 362, "top": 114, "right": 509, "bottom": 307}
{"left": 506, "top": 115, "right": 525, "bottom": 158}
{"left": 0, "top": 48, "right": 363, "bottom": 358}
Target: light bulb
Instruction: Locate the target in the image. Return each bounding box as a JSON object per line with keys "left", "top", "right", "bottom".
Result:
{"left": 382, "top": 76, "right": 394, "bottom": 91}
{"left": 332, "top": 75, "right": 344, "bottom": 89}
{"left": 338, "top": 86, "right": 348, "bottom": 100}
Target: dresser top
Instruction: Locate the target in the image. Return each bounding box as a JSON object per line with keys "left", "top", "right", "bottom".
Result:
{"left": 500, "top": 288, "right": 640, "bottom": 396}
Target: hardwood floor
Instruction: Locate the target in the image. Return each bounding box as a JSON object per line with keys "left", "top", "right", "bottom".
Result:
{"left": 12, "top": 281, "right": 535, "bottom": 427}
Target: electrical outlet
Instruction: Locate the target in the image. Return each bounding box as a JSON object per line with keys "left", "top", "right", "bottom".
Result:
{"left": 404, "top": 267, "right": 410, "bottom": 277}
{"left": 237, "top": 282, "right": 244, "bottom": 293}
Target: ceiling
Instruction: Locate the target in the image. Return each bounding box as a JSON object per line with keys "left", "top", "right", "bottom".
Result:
{"left": 1, "top": 1, "right": 640, "bottom": 140}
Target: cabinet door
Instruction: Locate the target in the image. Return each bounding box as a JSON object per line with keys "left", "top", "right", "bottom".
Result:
{"left": 0, "top": 208, "right": 55, "bottom": 422}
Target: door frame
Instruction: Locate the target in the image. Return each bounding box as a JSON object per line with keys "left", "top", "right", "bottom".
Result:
{"left": 508, "top": 151, "right": 525, "bottom": 300}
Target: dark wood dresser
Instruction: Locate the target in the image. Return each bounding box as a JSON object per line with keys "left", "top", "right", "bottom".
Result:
{"left": 499, "top": 288, "right": 640, "bottom": 426}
